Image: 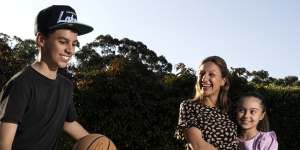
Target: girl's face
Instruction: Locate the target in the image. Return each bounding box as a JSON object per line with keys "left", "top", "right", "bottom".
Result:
{"left": 198, "top": 61, "right": 225, "bottom": 97}
{"left": 236, "top": 96, "right": 265, "bottom": 131}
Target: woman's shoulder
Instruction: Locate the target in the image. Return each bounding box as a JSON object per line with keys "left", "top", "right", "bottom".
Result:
{"left": 179, "top": 99, "right": 194, "bottom": 106}
{"left": 180, "top": 99, "right": 204, "bottom": 108}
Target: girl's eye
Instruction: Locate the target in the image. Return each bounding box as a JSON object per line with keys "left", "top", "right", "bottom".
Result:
{"left": 238, "top": 109, "right": 245, "bottom": 113}
{"left": 250, "top": 110, "right": 257, "bottom": 114}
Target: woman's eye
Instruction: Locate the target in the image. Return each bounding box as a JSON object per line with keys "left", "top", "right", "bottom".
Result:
{"left": 198, "top": 72, "right": 204, "bottom": 77}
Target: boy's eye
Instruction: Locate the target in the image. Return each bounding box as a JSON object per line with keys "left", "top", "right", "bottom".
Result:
{"left": 73, "top": 42, "right": 80, "bottom": 47}
{"left": 59, "top": 40, "right": 67, "bottom": 44}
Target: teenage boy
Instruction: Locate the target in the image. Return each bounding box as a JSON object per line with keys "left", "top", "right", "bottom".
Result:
{"left": 0, "top": 5, "right": 93, "bottom": 150}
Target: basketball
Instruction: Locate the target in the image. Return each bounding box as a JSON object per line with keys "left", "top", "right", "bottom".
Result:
{"left": 73, "top": 134, "right": 117, "bottom": 150}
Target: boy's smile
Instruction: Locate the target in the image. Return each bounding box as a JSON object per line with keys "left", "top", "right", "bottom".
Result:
{"left": 41, "top": 29, "right": 78, "bottom": 69}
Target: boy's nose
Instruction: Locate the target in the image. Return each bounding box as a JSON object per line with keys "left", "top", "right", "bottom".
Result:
{"left": 65, "top": 45, "right": 75, "bottom": 55}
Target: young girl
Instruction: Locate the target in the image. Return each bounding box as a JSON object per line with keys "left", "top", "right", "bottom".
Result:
{"left": 236, "top": 92, "right": 278, "bottom": 150}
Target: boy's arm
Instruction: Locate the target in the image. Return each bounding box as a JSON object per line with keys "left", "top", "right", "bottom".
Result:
{"left": 0, "top": 122, "right": 18, "bottom": 150}
{"left": 63, "top": 121, "right": 89, "bottom": 140}
{"left": 184, "top": 127, "right": 217, "bottom": 150}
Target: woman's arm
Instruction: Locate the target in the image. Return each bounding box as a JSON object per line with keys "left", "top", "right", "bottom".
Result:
{"left": 184, "top": 127, "right": 217, "bottom": 150}
{"left": 63, "top": 121, "right": 89, "bottom": 140}
{"left": 0, "top": 122, "right": 18, "bottom": 150}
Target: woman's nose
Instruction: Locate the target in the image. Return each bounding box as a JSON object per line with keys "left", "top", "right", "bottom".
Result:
{"left": 201, "top": 74, "right": 208, "bottom": 82}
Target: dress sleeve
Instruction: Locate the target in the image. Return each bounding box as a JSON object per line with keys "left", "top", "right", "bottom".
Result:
{"left": 174, "top": 100, "right": 197, "bottom": 141}
{"left": 0, "top": 79, "right": 30, "bottom": 124}
{"left": 257, "top": 131, "right": 278, "bottom": 150}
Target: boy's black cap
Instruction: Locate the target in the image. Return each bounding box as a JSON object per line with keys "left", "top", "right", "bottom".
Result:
{"left": 34, "top": 5, "right": 93, "bottom": 36}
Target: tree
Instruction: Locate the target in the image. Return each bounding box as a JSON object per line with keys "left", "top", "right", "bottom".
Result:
{"left": 229, "top": 67, "right": 254, "bottom": 98}
{"left": 72, "top": 34, "right": 180, "bottom": 149}
{"left": 284, "top": 76, "right": 298, "bottom": 86}
{"left": 175, "top": 63, "right": 195, "bottom": 77}
{"left": 0, "top": 33, "right": 37, "bottom": 87}
{"left": 251, "top": 70, "right": 269, "bottom": 84}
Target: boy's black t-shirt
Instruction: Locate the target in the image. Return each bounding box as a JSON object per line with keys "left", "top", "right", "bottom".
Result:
{"left": 0, "top": 66, "right": 77, "bottom": 150}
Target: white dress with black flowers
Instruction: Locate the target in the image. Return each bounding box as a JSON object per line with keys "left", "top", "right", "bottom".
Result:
{"left": 175, "top": 99, "right": 239, "bottom": 150}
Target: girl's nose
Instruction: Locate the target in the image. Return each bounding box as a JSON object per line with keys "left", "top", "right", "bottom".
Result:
{"left": 243, "top": 111, "right": 250, "bottom": 118}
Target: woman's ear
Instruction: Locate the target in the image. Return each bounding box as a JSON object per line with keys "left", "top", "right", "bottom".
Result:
{"left": 221, "top": 77, "right": 226, "bottom": 86}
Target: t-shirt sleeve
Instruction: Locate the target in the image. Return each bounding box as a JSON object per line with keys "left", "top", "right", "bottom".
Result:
{"left": 65, "top": 92, "right": 78, "bottom": 122}
{"left": 0, "top": 79, "right": 30, "bottom": 124}
{"left": 258, "top": 131, "right": 278, "bottom": 150}
{"left": 174, "top": 100, "right": 198, "bottom": 141}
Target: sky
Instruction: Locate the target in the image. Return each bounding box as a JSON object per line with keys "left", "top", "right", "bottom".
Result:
{"left": 1, "top": 0, "right": 299, "bottom": 78}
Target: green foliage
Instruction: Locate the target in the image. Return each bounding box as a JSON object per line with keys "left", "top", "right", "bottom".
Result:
{"left": 284, "top": 76, "right": 298, "bottom": 86}
{"left": 254, "top": 84, "right": 300, "bottom": 150}
{"left": 251, "top": 70, "right": 269, "bottom": 84}
{"left": 0, "top": 33, "right": 37, "bottom": 87}
{"left": 1, "top": 33, "right": 300, "bottom": 149}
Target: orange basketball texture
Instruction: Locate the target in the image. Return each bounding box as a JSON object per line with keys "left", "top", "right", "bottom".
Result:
{"left": 72, "top": 134, "right": 117, "bottom": 150}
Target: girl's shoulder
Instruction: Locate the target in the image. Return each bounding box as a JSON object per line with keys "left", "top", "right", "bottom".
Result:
{"left": 259, "top": 131, "right": 277, "bottom": 140}
{"left": 256, "top": 131, "right": 278, "bottom": 150}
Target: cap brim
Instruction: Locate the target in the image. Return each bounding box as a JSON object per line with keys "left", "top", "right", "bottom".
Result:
{"left": 50, "top": 23, "right": 93, "bottom": 36}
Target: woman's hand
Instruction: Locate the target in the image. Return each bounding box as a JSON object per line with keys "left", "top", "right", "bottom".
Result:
{"left": 184, "top": 127, "right": 217, "bottom": 150}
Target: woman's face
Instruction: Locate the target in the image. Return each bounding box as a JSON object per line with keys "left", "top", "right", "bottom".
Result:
{"left": 198, "top": 61, "right": 225, "bottom": 97}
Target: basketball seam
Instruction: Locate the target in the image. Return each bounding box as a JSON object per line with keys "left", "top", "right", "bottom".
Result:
{"left": 87, "top": 135, "right": 104, "bottom": 150}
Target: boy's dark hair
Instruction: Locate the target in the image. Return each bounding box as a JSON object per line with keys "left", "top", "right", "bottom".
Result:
{"left": 237, "top": 91, "right": 270, "bottom": 132}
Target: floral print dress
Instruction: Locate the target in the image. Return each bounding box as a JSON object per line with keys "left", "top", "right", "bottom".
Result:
{"left": 175, "top": 99, "right": 239, "bottom": 150}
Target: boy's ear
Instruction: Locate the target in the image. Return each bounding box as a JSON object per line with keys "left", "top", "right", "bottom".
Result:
{"left": 36, "top": 32, "right": 46, "bottom": 48}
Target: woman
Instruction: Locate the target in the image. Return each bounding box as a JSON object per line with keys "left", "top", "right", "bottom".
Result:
{"left": 175, "top": 56, "right": 239, "bottom": 150}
